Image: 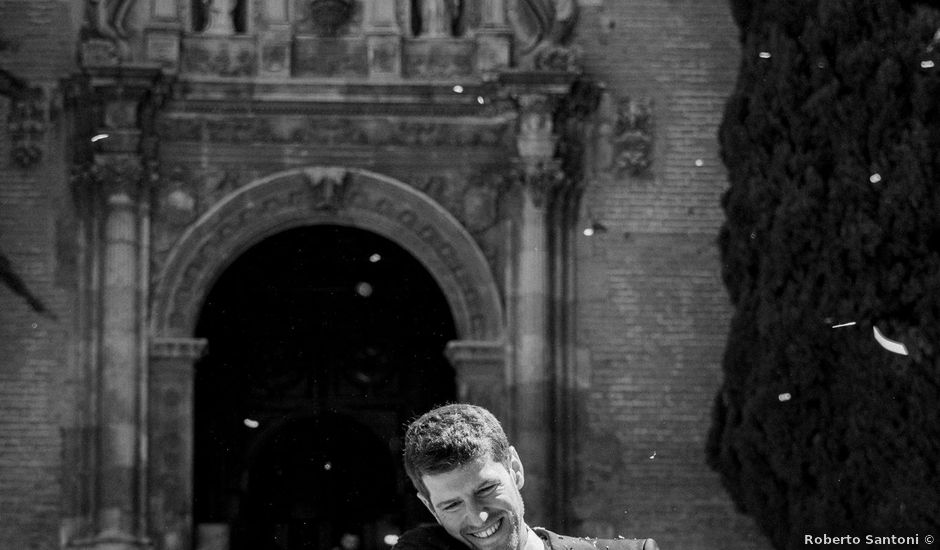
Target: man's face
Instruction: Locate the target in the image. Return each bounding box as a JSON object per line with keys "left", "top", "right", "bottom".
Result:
{"left": 417, "top": 448, "right": 527, "bottom": 550}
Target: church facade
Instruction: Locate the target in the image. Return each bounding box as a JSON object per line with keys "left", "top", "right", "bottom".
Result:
{"left": 0, "top": 1, "right": 770, "bottom": 549}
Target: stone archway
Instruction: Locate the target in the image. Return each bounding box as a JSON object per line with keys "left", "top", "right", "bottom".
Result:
{"left": 146, "top": 166, "right": 506, "bottom": 550}
{"left": 152, "top": 166, "right": 503, "bottom": 340}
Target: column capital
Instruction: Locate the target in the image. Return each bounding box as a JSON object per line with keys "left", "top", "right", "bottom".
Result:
{"left": 85, "top": 155, "right": 146, "bottom": 203}
{"left": 509, "top": 158, "right": 565, "bottom": 208}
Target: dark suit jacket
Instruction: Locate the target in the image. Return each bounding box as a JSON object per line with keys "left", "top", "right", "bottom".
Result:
{"left": 394, "top": 525, "right": 659, "bottom": 550}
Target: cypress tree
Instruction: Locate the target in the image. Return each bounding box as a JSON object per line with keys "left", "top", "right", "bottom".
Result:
{"left": 709, "top": 1, "right": 940, "bottom": 547}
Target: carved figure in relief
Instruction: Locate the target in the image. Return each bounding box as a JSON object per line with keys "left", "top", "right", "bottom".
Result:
{"left": 202, "top": 0, "right": 236, "bottom": 35}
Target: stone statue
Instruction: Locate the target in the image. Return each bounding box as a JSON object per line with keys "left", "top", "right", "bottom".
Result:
{"left": 418, "top": 0, "right": 462, "bottom": 37}
{"left": 202, "top": 0, "right": 236, "bottom": 35}
{"left": 506, "top": 0, "right": 576, "bottom": 53}
{"left": 87, "top": 0, "right": 136, "bottom": 57}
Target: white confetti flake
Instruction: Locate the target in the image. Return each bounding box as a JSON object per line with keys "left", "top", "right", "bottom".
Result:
{"left": 369, "top": 253, "right": 382, "bottom": 263}
{"left": 453, "top": 85, "right": 464, "bottom": 93}
{"left": 873, "top": 326, "right": 909, "bottom": 356}
{"left": 477, "top": 96, "right": 485, "bottom": 104}
{"left": 243, "top": 418, "right": 259, "bottom": 428}
{"left": 583, "top": 227, "right": 595, "bottom": 236}
{"left": 921, "top": 60, "right": 935, "bottom": 69}
{"left": 778, "top": 393, "right": 792, "bottom": 402}
{"left": 759, "top": 52, "right": 772, "bottom": 59}
{"left": 869, "top": 173, "right": 882, "bottom": 183}
{"left": 831, "top": 321, "right": 857, "bottom": 328}
{"left": 91, "top": 133, "right": 109, "bottom": 142}
{"left": 694, "top": 159, "right": 704, "bottom": 167}
{"left": 384, "top": 535, "right": 400, "bottom": 546}
{"left": 649, "top": 451, "right": 656, "bottom": 460}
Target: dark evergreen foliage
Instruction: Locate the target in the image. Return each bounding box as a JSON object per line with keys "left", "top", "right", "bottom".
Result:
{"left": 710, "top": 1, "right": 940, "bottom": 547}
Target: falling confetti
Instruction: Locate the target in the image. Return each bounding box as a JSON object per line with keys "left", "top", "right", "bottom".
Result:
{"left": 869, "top": 173, "right": 882, "bottom": 183}
{"left": 384, "top": 535, "right": 400, "bottom": 546}
{"left": 243, "top": 418, "right": 259, "bottom": 428}
{"left": 922, "top": 60, "right": 936, "bottom": 69}
{"left": 778, "top": 393, "right": 792, "bottom": 402}
{"left": 453, "top": 85, "right": 464, "bottom": 93}
{"left": 873, "top": 326, "right": 909, "bottom": 356}
{"left": 694, "top": 159, "right": 704, "bottom": 167}
{"left": 583, "top": 227, "right": 595, "bottom": 236}
{"left": 759, "top": 51, "right": 772, "bottom": 59}
{"left": 91, "top": 133, "right": 109, "bottom": 142}
{"left": 356, "top": 281, "right": 373, "bottom": 297}
{"left": 369, "top": 253, "right": 382, "bottom": 263}
{"left": 477, "top": 96, "right": 485, "bottom": 104}
{"left": 324, "top": 462, "right": 332, "bottom": 471}
{"left": 831, "top": 321, "right": 857, "bottom": 328}
{"left": 649, "top": 451, "right": 656, "bottom": 460}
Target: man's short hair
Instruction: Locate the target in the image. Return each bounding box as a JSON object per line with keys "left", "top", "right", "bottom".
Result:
{"left": 403, "top": 403, "right": 510, "bottom": 497}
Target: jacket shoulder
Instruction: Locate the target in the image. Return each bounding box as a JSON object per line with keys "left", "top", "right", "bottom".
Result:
{"left": 533, "top": 528, "right": 660, "bottom": 550}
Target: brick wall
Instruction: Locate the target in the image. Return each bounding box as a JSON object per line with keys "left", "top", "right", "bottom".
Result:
{"left": 571, "top": 1, "right": 772, "bottom": 548}
{"left": 0, "top": 1, "right": 77, "bottom": 548}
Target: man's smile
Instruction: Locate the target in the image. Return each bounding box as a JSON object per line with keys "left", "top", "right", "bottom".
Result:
{"left": 467, "top": 517, "right": 503, "bottom": 539}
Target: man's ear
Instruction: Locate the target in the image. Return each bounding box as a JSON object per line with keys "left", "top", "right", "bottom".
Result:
{"left": 508, "top": 446, "right": 525, "bottom": 489}
{"left": 417, "top": 492, "right": 441, "bottom": 525}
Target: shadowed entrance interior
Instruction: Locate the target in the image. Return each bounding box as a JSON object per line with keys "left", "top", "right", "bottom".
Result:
{"left": 193, "top": 225, "right": 457, "bottom": 550}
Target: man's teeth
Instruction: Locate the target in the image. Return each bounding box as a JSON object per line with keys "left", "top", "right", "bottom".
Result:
{"left": 471, "top": 519, "right": 501, "bottom": 539}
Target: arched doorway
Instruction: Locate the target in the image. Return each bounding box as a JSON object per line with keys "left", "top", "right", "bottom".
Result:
{"left": 192, "top": 225, "right": 456, "bottom": 550}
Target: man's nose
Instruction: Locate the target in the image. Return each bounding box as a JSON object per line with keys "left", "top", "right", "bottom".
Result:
{"left": 466, "top": 503, "right": 489, "bottom": 526}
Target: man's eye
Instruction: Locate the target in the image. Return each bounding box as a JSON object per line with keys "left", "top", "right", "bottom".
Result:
{"left": 441, "top": 502, "right": 460, "bottom": 512}
{"left": 478, "top": 484, "right": 497, "bottom": 495}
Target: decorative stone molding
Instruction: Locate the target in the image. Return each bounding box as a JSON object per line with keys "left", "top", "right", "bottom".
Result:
{"left": 157, "top": 115, "right": 513, "bottom": 148}
{"left": 150, "top": 337, "right": 208, "bottom": 360}
{"left": 507, "top": 0, "right": 579, "bottom": 70}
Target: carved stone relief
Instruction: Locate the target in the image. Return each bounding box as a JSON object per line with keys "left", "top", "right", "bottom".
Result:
{"left": 7, "top": 88, "right": 47, "bottom": 168}
{"left": 181, "top": 36, "right": 257, "bottom": 76}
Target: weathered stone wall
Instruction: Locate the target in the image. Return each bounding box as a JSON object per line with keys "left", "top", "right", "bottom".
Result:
{"left": 0, "top": 1, "right": 78, "bottom": 548}
{"left": 570, "top": 1, "right": 771, "bottom": 548}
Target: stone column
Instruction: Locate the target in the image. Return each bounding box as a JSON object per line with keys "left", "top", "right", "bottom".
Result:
{"left": 364, "top": 0, "right": 402, "bottom": 78}
{"left": 509, "top": 94, "right": 562, "bottom": 526}
{"left": 149, "top": 338, "right": 207, "bottom": 550}
{"left": 68, "top": 66, "right": 163, "bottom": 550}
{"left": 99, "top": 155, "right": 145, "bottom": 542}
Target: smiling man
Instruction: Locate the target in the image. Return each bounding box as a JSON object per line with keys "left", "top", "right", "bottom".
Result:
{"left": 396, "top": 404, "right": 659, "bottom": 550}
